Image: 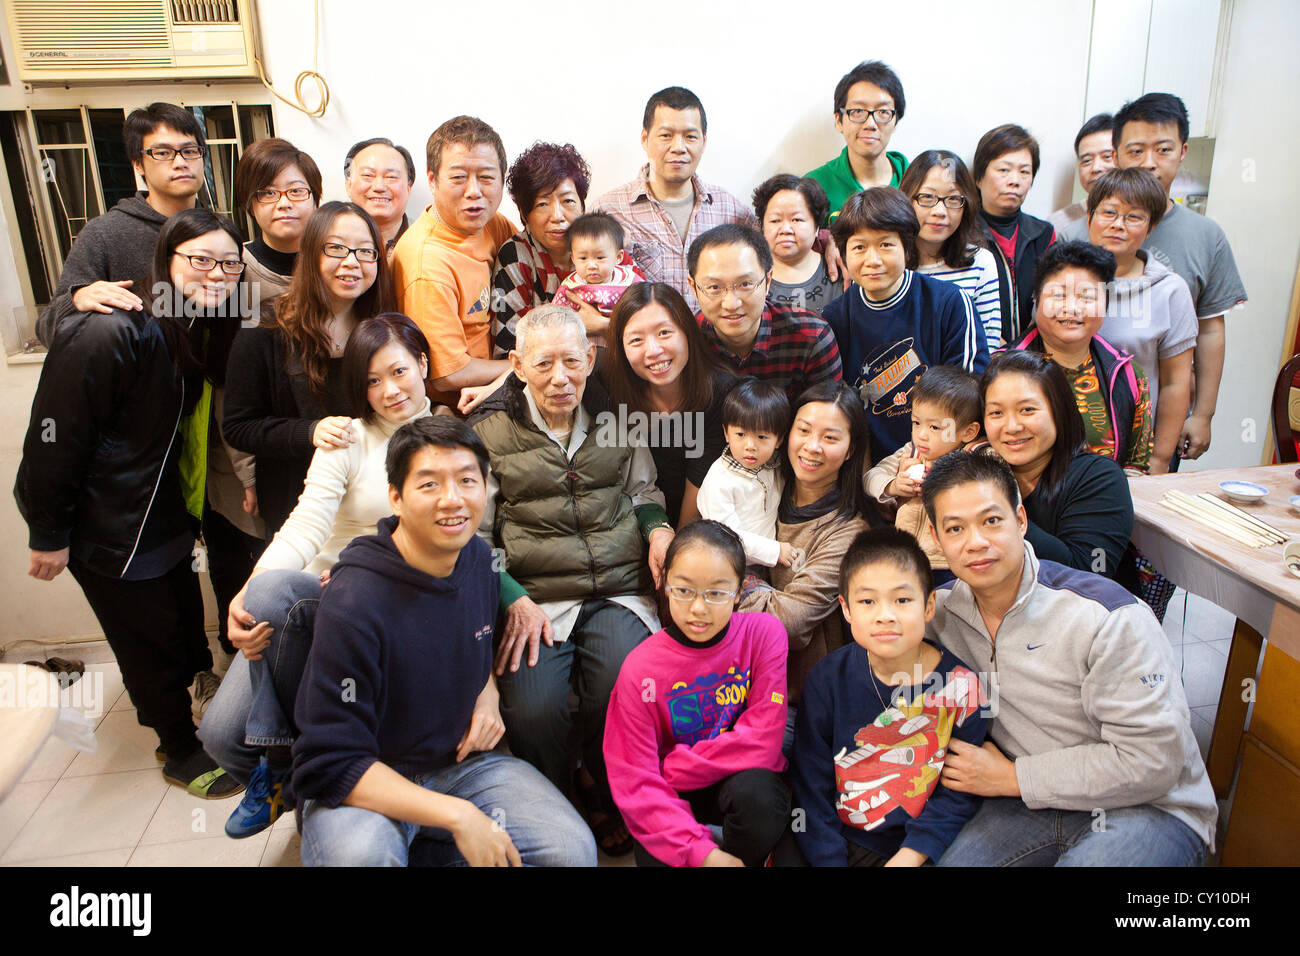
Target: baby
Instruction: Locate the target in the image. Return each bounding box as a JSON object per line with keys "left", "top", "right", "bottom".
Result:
{"left": 698, "top": 378, "right": 801, "bottom": 571}
{"left": 863, "top": 366, "right": 983, "bottom": 584}
{"left": 554, "top": 212, "right": 643, "bottom": 348}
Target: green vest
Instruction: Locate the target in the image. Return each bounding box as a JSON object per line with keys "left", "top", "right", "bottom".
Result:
{"left": 474, "top": 408, "right": 648, "bottom": 603}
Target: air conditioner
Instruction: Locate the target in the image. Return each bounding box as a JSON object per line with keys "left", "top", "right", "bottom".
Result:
{"left": 6, "top": 0, "right": 262, "bottom": 83}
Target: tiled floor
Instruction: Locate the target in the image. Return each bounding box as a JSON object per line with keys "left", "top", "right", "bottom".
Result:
{"left": 1, "top": 589, "right": 1236, "bottom": 867}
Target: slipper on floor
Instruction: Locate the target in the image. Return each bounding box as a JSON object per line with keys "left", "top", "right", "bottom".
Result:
{"left": 162, "top": 751, "right": 244, "bottom": 800}
{"left": 23, "top": 657, "right": 84, "bottom": 688}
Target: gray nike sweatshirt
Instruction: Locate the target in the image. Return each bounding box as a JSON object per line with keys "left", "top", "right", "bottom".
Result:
{"left": 36, "top": 192, "right": 169, "bottom": 347}
{"left": 930, "top": 542, "right": 1218, "bottom": 849}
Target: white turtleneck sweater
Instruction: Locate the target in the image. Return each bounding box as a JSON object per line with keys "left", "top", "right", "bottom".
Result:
{"left": 255, "top": 398, "right": 432, "bottom": 576}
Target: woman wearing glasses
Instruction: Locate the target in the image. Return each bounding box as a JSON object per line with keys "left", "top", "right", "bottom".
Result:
{"left": 232, "top": 137, "right": 323, "bottom": 299}
{"left": 17, "top": 208, "right": 249, "bottom": 799}
{"left": 224, "top": 201, "right": 396, "bottom": 538}
{"left": 899, "top": 150, "right": 1006, "bottom": 347}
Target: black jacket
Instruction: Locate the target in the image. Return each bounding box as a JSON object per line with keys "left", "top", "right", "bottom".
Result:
{"left": 980, "top": 209, "right": 1055, "bottom": 343}
{"left": 16, "top": 308, "right": 191, "bottom": 578}
{"left": 1023, "top": 451, "right": 1134, "bottom": 579}
{"left": 222, "top": 324, "right": 349, "bottom": 537}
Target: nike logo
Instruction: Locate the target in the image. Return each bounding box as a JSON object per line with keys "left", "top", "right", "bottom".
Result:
{"left": 1026, "top": 643, "right": 1045, "bottom": 651}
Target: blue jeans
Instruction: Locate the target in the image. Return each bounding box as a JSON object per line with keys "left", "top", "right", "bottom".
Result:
{"left": 497, "top": 599, "right": 649, "bottom": 793}
{"left": 299, "top": 752, "right": 597, "bottom": 867}
{"left": 197, "top": 569, "right": 321, "bottom": 784}
{"left": 937, "top": 798, "right": 1208, "bottom": 866}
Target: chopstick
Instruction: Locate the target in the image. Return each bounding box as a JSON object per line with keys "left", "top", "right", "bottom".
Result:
{"left": 1194, "top": 493, "right": 1289, "bottom": 543}
{"left": 1161, "top": 491, "right": 1279, "bottom": 548}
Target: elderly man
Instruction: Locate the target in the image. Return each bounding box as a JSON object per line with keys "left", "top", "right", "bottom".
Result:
{"left": 920, "top": 452, "right": 1216, "bottom": 866}
{"left": 344, "top": 137, "right": 416, "bottom": 256}
{"left": 467, "top": 304, "right": 674, "bottom": 856}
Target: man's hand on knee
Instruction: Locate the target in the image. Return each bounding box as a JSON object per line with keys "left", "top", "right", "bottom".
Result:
{"left": 495, "top": 595, "right": 554, "bottom": 675}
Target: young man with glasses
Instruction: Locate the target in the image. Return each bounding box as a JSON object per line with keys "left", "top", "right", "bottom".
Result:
{"left": 1113, "top": 92, "right": 1246, "bottom": 465}
{"left": 390, "top": 116, "right": 516, "bottom": 405}
{"left": 805, "top": 61, "right": 909, "bottom": 226}
{"left": 688, "top": 224, "right": 842, "bottom": 405}
{"left": 36, "top": 102, "right": 208, "bottom": 345}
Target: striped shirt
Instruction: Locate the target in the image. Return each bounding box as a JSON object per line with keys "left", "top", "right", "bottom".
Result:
{"left": 594, "top": 165, "right": 758, "bottom": 310}
{"left": 917, "top": 245, "right": 1004, "bottom": 347}
{"left": 698, "top": 300, "right": 843, "bottom": 404}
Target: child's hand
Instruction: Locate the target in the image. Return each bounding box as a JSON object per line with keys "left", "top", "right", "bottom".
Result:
{"left": 777, "top": 541, "right": 797, "bottom": 567}
{"left": 701, "top": 847, "right": 745, "bottom": 867}
{"left": 887, "top": 454, "right": 926, "bottom": 499}
{"left": 883, "top": 847, "right": 928, "bottom": 867}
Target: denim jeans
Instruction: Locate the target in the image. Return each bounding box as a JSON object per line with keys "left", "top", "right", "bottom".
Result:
{"left": 496, "top": 599, "right": 650, "bottom": 793}
{"left": 299, "top": 752, "right": 598, "bottom": 867}
{"left": 937, "top": 798, "right": 1208, "bottom": 867}
{"left": 197, "top": 569, "right": 321, "bottom": 784}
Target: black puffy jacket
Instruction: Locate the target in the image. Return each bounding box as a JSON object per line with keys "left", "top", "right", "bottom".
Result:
{"left": 15, "top": 308, "right": 191, "bottom": 578}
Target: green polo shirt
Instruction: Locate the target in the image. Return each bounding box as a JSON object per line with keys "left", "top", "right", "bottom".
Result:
{"left": 805, "top": 147, "right": 908, "bottom": 224}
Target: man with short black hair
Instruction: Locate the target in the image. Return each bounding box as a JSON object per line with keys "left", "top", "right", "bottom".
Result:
{"left": 292, "top": 415, "right": 597, "bottom": 867}
{"left": 36, "top": 102, "right": 207, "bottom": 344}
{"left": 594, "top": 87, "right": 758, "bottom": 310}
{"left": 805, "top": 60, "right": 909, "bottom": 224}
{"left": 391, "top": 116, "right": 516, "bottom": 400}
{"left": 1049, "top": 113, "right": 1115, "bottom": 234}
{"left": 918, "top": 452, "right": 1216, "bottom": 867}
{"left": 344, "top": 137, "right": 416, "bottom": 255}
{"left": 1112, "top": 92, "right": 1246, "bottom": 463}
{"left": 688, "top": 224, "right": 842, "bottom": 404}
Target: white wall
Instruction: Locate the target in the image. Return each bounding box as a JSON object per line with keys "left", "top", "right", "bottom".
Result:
{"left": 1, "top": 0, "right": 1296, "bottom": 647}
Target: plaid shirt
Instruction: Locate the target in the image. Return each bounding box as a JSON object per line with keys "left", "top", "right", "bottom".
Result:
{"left": 698, "top": 300, "right": 843, "bottom": 404}
{"left": 594, "top": 165, "right": 758, "bottom": 310}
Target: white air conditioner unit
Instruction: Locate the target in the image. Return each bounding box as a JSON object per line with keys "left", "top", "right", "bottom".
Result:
{"left": 6, "top": 0, "right": 263, "bottom": 83}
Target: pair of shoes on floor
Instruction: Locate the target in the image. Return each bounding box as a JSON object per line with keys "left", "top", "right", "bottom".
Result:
{"left": 190, "top": 669, "right": 221, "bottom": 720}
{"left": 23, "top": 657, "right": 84, "bottom": 689}
{"left": 225, "top": 757, "right": 288, "bottom": 838}
{"left": 161, "top": 748, "right": 244, "bottom": 799}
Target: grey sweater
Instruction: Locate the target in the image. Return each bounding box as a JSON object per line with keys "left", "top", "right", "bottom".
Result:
{"left": 36, "top": 192, "right": 168, "bottom": 347}
{"left": 930, "top": 542, "right": 1218, "bottom": 849}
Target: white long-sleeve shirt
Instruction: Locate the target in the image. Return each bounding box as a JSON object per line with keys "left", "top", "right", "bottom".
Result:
{"left": 696, "top": 451, "right": 784, "bottom": 567}
{"left": 255, "top": 400, "right": 433, "bottom": 576}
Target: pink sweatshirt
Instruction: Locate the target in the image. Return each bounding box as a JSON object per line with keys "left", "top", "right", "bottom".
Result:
{"left": 603, "top": 611, "right": 789, "bottom": 867}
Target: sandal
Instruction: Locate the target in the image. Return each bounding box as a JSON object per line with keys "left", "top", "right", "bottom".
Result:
{"left": 162, "top": 750, "right": 244, "bottom": 800}
{"left": 24, "top": 657, "right": 84, "bottom": 688}
{"left": 574, "top": 771, "right": 633, "bottom": 857}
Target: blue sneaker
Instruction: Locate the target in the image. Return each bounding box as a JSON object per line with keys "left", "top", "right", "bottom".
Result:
{"left": 224, "top": 758, "right": 287, "bottom": 838}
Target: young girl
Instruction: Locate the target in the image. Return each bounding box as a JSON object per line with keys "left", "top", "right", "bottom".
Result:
{"left": 202, "top": 314, "right": 433, "bottom": 836}
{"left": 697, "top": 378, "right": 800, "bottom": 570}
{"left": 604, "top": 520, "right": 790, "bottom": 867}
{"left": 18, "top": 208, "right": 248, "bottom": 799}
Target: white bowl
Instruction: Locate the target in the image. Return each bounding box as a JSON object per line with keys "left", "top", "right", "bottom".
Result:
{"left": 1219, "top": 480, "right": 1268, "bottom": 504}
{"left": 1290, "top": 495, "right": 1300, "bottom": 514}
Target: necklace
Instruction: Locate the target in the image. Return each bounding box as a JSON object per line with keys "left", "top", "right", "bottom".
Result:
{"left": 867, "top": 644, "right": 927, "bottom": 715}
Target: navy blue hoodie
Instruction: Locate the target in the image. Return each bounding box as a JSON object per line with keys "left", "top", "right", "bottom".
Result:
{"left": 291, "top": 516, "right": 497, "bottom": 808}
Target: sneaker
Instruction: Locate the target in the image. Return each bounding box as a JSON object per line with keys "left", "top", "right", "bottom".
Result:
{"left": 225, "top": 758, "right": 287, "bottom": 838}
{"left": 190, "top": 669, "right": 221, "bottom": 720}
{"left": 162, "top": 749, "right": 244, "bottom": 799}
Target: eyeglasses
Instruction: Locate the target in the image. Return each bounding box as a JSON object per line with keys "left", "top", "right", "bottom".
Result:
{"left": 321, "top": 242, "right": 380, "bottom": 262}
{"left": 142, "top": 145, "right": 206, "bottom": 162}
{"left": 913, "top": 192, "right": 967, "bottom": 210}
{"left": 666, "top": 585, "right": 737, "bottom": 605}
{"left": 173, "top": 252, "right": 245, "bottom": 275}
{"left": 253, "top": 185, "right": 314, "bottom": 204}
{"left": 1093, "top": 207, "right": 1150, "bottom": 229}
{"left": 695, "top": 278, "right": 766, "bottom": 301}
{"left": 839, "top": 107, "right": 896, "bottom": 125}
